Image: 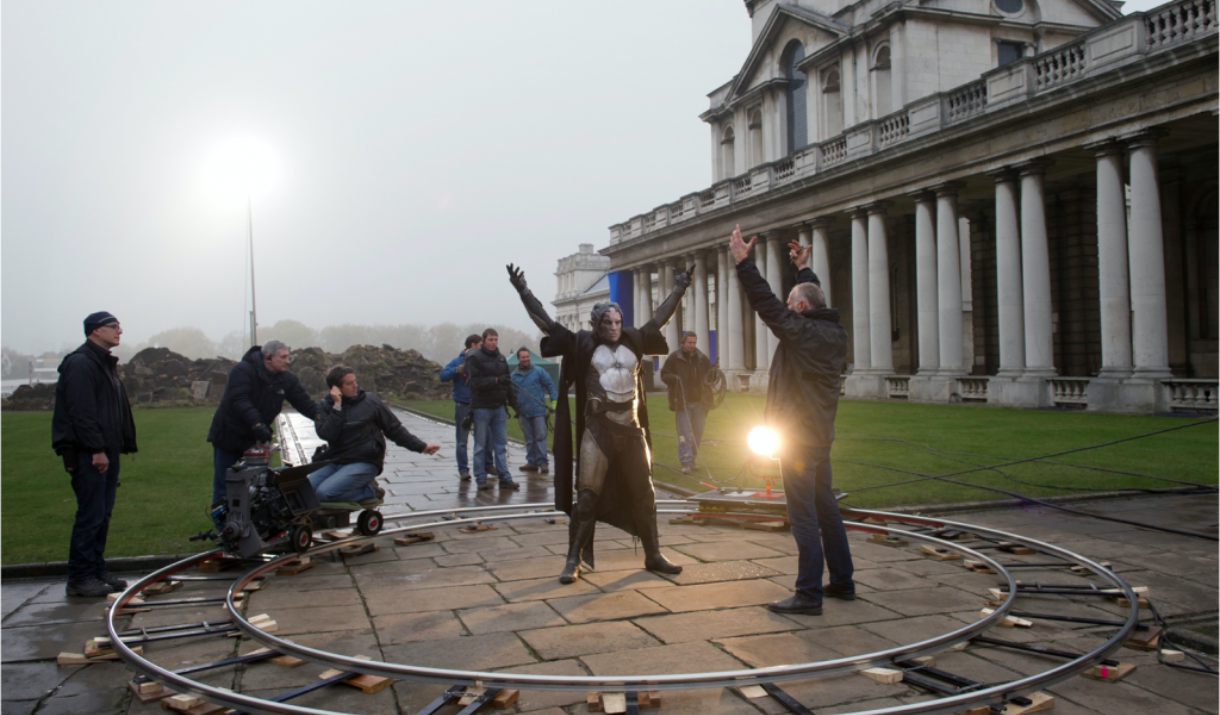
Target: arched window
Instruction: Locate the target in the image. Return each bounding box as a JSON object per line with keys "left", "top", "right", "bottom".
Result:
{"left": 782, "top": 41, "right": 808, "bottom": 153}
{"left": 822, "top": 67, "right": 843, "bottom": 138}
{"left": 721, "top": 126, "right": 736, "bottom": 178}
{"left": 748, "top": 108, "right": 764, "bottom": 167}
{"left": 873, "top": 45, "right": 892, "bottom": 117}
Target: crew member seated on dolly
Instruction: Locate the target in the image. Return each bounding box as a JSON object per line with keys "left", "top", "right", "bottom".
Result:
{"left": 310, "top": 365, "right": 440, "bottom": 505}
{"left": 507, "top": 261, "right": 691, "bottom": 584}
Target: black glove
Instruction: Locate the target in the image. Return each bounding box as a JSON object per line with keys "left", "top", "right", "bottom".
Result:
{"left": 252, "top": 423, "right": 273, "bottom": 442}
{"left": 672, "top": 264, "right": 696, "bottom": 289}
{"left": 507, "top": 264, "right": 528, "bottom": 293}
{"left": 498, "top": 375, "right": 512, "bottom": 386}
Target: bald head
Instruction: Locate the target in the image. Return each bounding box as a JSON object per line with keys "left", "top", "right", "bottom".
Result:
{"left": 787, "top": 283, "right": 826, "bottom": 313}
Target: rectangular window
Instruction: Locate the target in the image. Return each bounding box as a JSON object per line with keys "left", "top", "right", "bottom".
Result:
{"left": 998, "top": 41, "right": 1024, "bottom": 67}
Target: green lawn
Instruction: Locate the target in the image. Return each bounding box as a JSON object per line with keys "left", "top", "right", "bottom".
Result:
{"left": 399, "top": 394, "right": 1218, "bottom": 507}
{"left": 2, "top": 408, "right": 217, "bottom": 565}
{"left": 4, "top": 399, "right": 1215, "bottom": 564}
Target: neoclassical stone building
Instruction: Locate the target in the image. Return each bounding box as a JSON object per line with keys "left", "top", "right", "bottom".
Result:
{"left": 592, "top": 0, "right": 1217, "bottom": 412}
{"left": 553, "top": 244, "right": 611, "bottom": 334}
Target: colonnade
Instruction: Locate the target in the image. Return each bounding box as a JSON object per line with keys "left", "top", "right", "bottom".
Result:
{"left": 626, "top": 132, "right": 1172, "bottom": 407}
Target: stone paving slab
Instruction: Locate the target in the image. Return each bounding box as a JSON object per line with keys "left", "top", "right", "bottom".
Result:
{"left": 634, "top": 606, "right": 802, "bottom": 643}
{"left": 382, "top": 631, "right": 537, "bottom": 670}
{"left": 520, "top": 621, "right": 661, "bottom": 660}
{"left": 644, "top": 579, "right": 792, "bottom": 613}
{"left": 546, "top": 590, "right": 671, "bottom": 623}
{"left": 458, "top": 600, "right": 566, "bottom": 635}
{"left": 581, "top": 640, "right": 746, "bottom": 675}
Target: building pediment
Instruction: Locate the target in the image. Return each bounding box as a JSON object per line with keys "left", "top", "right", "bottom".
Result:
{"left": 721, "top": 4, "right": 849, "bottom": 108}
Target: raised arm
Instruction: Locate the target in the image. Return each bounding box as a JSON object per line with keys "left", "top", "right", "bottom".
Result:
{"left": 649, "top": 263, "right": 695, "bottom": 330}
{"left": 507, "top": 264, "right": 563, "bottom": 337}
{"left": 787, "top": 239, "right": 821, "bottom": 287}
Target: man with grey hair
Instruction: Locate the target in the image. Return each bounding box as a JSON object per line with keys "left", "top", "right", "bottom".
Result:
{"left": 731, "top": 225, "right": 854, "bottom": 617}
{"left": 507, "top": 261, "right": 692, "bottom": 584}
{"left": 207, "top": 341, "right": 322, "bottom": 504}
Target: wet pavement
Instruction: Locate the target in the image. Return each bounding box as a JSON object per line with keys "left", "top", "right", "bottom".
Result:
{"left": 2, "top": 408, "right": 1217, "bottom": 715}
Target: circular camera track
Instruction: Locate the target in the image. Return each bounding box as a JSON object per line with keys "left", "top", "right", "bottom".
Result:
{"left": 106, "top": 503, "right": 1141, "bottom": 715}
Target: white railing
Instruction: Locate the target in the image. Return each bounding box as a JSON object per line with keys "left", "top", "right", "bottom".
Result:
{"left": 1050, "top": 378, "right": 1090, "bottom": 407}
{"left": 1146, "top": 0, "right": 1217, "bottom": 49}
{"left": 886, "top": 375, "right": 910, "bottom": 398}
{"left": 1035, "top": 40, "right": 1087, "bottom": 91}
{"left": 733, "top": 175, "right": 752, "bottom": 197}
{"left": 877, "top": 110, "right": 911, "bottom": 147}
{"left": 821, "top": 135, "right": 848, "bottom": 166}
{"left": 958, "top": 377, "right": 989, "bottom": 401}
{"left": 1163, "top": 379, "right": 1219, "bottom": 411}
{"left": 643, "top": 214, "right": 657, "bottom": 232}
{"left": 699, "top": 190, "right": 715, "bottom": 209}
{"left": 944, "top": 80, "right": 987, "bottom": 123}
{"left": 773, "top": 157, "right": 796, "bottom": 182}
{"left": 669, "top": 202, "right": 684, "bottom": 222}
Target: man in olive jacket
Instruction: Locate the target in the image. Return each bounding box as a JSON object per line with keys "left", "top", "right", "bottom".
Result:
{"left": 207, "top": 340, "right": 321, "bottom": 504}
{"left": 52, "top": 311, "right": 138, "bottom": 597}
{"left": 660, "top": 331, "right": 712, "bottom": 473}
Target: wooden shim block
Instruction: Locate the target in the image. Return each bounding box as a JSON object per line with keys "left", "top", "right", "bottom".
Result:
{"left": 861, "top": 517, "right": 889, "bottom": 526}
{"left": 490, "top": 689, "right": 520, "bottom": 708}
{"left": 276, "top": 556, "right": 315, "bottom": 576}
{"left": 964, "top": 560, "right": 997, "bottom": 574}
{"left": 128, "top": 680, "right": 168, "bottom": 704}
{"left": 987, "top": 588, "right": 1005, "bottom": 599}
{"left": 270, "top": 654, "right": 305, "bottom": 667}
{"left": 868, "top": 534, "right": 909, "bottom": 548}
{"left": 737, "top": 685, "right": 768, "bottom": 699}
{"left": 920, "top": 544, "right": 962, "bottom": 561}
{"left": 638, "top": 692, "right": 661, "bottom": 708}
{"left": 955, "top": 707, "right": 990, "bottom": 715}
{"left": 1070, "top": 562, "right": 1111, "bottom": 574}
{"left": 601, "top": 692, "right": 627, "bottom": 714}
{"left": 141, "top": 580, "right": 184, "bottom": 596}
{"left": 998, "top": 692, "right": 1054, "bottom": 714}
{"left": 741, "top": 520, "right": 788, "bottom": 532}
{"left": 321, "top": 529, "right": 352, "bottom": 541}
{"left": 910, "top": 655, "right": 936, "bottom": 667}
{"left": 1161, "top": 649, "right": 1185, "bottom": 662}
{"left": 1125, "top": 625, "right": 1163, "bottom": 650}
{"left": 1116, "top": 594, "right": 1149, "bottom": 608}
{"left": 162, "top": 694, "right": 202, "bottom": 710}
{"left": 586, "top": 692, "right": 603, "bottom": 711}
{"left": 544, "top": 517, "right": 567, "bottom": 525}
{"left": 980, "top": 608, "right": 1032, "bottom": 628}
{"left": 1083, "top": 661, "right": 1135, "bottom": 681}
{"left": 343, "top": 673, "right": 393, "bottom": 694}
{"left": 394, "top": 531, "right": 435, "bottom": 546}
{"left": 339, "top": 543, "right": 379, "bottom": 558}
{"left": 858, "top": 667, "right": 903, "bottom": 684}
{"left": 107, "top": 592, "right": 145, "bottom": 604}
{"left": 199, "top": 557, "right": 242, "bottom": 573}
{"left": 950, "top": 641, "right": 970, "bottom": 651}
{"left": 459, "top": 687, "right": 487, "bottom": 705}
{"left": 57, "top": 652, "right": 94, "bottom": 666}
{"left": 668, "top": 515, "right": 698, "bottom": 525}
{"left": 459, "top": 523, "right": 498, "bottom": 533}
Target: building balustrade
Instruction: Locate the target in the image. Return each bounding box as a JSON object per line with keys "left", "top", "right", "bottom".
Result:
{"left": 1050, "top": 378, "right": 1091, "bottom": 408}
{"left": 1163, "top": 379, "right": 1219, "bottom": 412}
{"left": 605, "top": 0, "right": 1215, "bottom": 245}
{"left": 958, "top": 377, "right": 990, "bottom": 401}
{"left": 885, "top": 375, "right": 910, "bottom": 398}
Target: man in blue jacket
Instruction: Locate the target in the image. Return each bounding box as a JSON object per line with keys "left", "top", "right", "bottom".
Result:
{"left": 207, "top": 340, "right": 322, "bottom": 504}
{"left": 511, "top": 347, "right": 557, "bottom": 474}
{"left": 52, "top": 311, "right": 138, "bottom": 597}
{"left": 311, "top": 365, "right": 440, "bottom": 503}
{"left": 439, "top": 335, "right": 495, "bottom": 481}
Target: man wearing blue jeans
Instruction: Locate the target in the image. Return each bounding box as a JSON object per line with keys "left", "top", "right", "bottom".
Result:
{"left": 661, "top": 332, "right": 711, "bottom": 474}
{"left": 464, "top": 328, "right": 520, "bottom": 491}
{"left": 311, "top": 365, "right": 439, "bottom": 503}
{"left": 732, "top": 225, "right": 855, "bottom": 616}
{"left": 440, "top": 335, "right": 495, "bottom": 481}
{"left": 511, "top": 348, "right": 556, "bottom": 474}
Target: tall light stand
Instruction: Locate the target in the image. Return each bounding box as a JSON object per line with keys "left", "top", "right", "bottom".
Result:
{"left": 248, "top": 197, "right": 259, "bottom": 348}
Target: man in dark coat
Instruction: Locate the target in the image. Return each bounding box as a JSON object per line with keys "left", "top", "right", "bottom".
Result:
{"left": 52, "top": 311, "right": 138, "bottom": 597}
{"left": 731, "top": 225, "right": 854, "bottom": 616}
{"left": 310, "top": 365, "right": 440, "bottom": 503}
{"left": 207, "top": 340, "right": 321, "bottom": 504}
{"left": 507, "top": 261, "right": 691, "bottom": 584}
{"left": 660, "top": 331, "right": 712, "bottom": 473}
{"left": 464, "top": 328, "right": 521, "bottom": 491}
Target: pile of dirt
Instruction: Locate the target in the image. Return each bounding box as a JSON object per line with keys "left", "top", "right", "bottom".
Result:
{"left": 2, "top": 344, "right": 448, "bottom": 410}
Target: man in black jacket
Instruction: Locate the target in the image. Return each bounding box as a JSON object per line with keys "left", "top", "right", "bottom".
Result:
{"left": 731, "top": 225, "right": 854, "bottom": 616}
{"left": 464, "top": 328, "right": 520, "bottom": 491}
{"left": 310, "top": 365, "right": 440, "bottom": 503}
{"left": 660, "top": 331, "right": 712, "bottom": 473}
{"left": 52, "top": 311, "right": 138, "bottom": 597}
{"left": 207, "top": 340, "right": 321, "bottom": 504}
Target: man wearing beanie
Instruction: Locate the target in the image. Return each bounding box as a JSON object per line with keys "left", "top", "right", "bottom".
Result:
{"left": 52, "top": 311, "right": 138, "bottom": 597}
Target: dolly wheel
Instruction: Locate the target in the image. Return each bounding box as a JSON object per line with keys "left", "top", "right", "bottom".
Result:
{"left": 290, "top": 524, "right": 313, "bottom": 553}
{"left": 357, "top": 510, "right": 382, "bottom": 536}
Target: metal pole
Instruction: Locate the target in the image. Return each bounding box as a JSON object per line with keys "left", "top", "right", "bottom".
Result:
{"left": 248, "top": 197, "right": 258, "bottom": 347}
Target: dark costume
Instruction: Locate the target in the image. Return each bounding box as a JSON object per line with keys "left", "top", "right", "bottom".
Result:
{"left": 509, "top": 263, "right": 691, "bottom": 582}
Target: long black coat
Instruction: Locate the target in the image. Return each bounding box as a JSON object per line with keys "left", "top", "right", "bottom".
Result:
{"left": 52, "top": 340, "right": 137, "bottom": 456}
{"left": 315, "top": 389, "right": 427, "bottom": 473}
{"left": 660, "top": 347, "right": 712, "bottom": 412}
{"left": 737, "top": 258, "right": 847, "bottom": 449}
{"left": 207, "top": 346, "right": 321, "bottom": 453}
{"left": 465, "top": 346, "right": 519, "bottom": 410}
{"left": 544, "top": 322, "right": 668, "bottom": 537}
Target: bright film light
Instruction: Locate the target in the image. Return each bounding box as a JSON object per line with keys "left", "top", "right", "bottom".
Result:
{"left": 199, "top": 136, "right": 281, "bottom": 205}
{"left": 747, "top": 426, "right": 778, "bottom": 456}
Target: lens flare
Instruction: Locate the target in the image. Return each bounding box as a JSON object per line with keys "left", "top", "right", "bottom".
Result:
{"left": 747, "top": 426, "right": 778, "bottom": 456}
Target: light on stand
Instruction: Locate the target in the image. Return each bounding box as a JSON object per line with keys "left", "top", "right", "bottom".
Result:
{"left": 747, "top": 426, "right": 779, "bottom": 457}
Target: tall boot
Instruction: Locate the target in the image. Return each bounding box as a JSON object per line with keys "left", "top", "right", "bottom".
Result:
{"left": 637, "top": 515, "right": 682, "bottom": 575}
{"left": 559, "top": 490, "right": 598, "bottom": 584}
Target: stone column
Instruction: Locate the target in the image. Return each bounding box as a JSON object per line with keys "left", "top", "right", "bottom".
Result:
{"left": 1019, "top": 161, "right": 1055, "bottom": 378}
{"left": 809, "top": 218, "right": 833, "bottom": 306}
{"left": 717, "top": 249, "right": 729, "bottom": 366}
{"left": 867, "top": 203, "right": 894, "bottom": 373}
{"left": 912, "top": 192, "right": 939, "bottom": 375}
{"left": 851, "top": 210, "right": 871, "bottom": 372}
{"left": 694, "top": 251, "right": 710, "bottom": 355}
{"left": 992, "top": 171, "right": 1025, "bottom": 377}
{"left": 1126, "top": 132, "right": 1172, "bottom": 380}
{"left": 664, "top": 259, "right": 683, "bottom": 351}
{"left": 632, "top": 267, "right": 644, "bottom": 328}
{"left": 726, "top": 247, "right": 746, "bottom": 374}
{"left": 753, "top": 236, "right": 770, "bottom": 380}
{"left": 936, "top": 183, "right": 965, "bottom": 376}
{"left": 766, "top": 232, "right": 785, "bottom": 356}
{"left": 1092, "top": 142, "right": 1133, "bottom": 379}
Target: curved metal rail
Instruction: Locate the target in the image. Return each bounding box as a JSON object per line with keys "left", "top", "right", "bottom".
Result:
{"left": 106, "top": 504, "right": 1139, "bottom": 715}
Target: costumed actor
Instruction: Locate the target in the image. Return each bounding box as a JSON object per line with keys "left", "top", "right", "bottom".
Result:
{"left": 507, "top": 262, "right": 692, "bottom": 584}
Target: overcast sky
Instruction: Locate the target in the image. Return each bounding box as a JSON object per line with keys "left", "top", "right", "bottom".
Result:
{"left": 2, "top": 0, "right": 1164, "bottom": 355}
